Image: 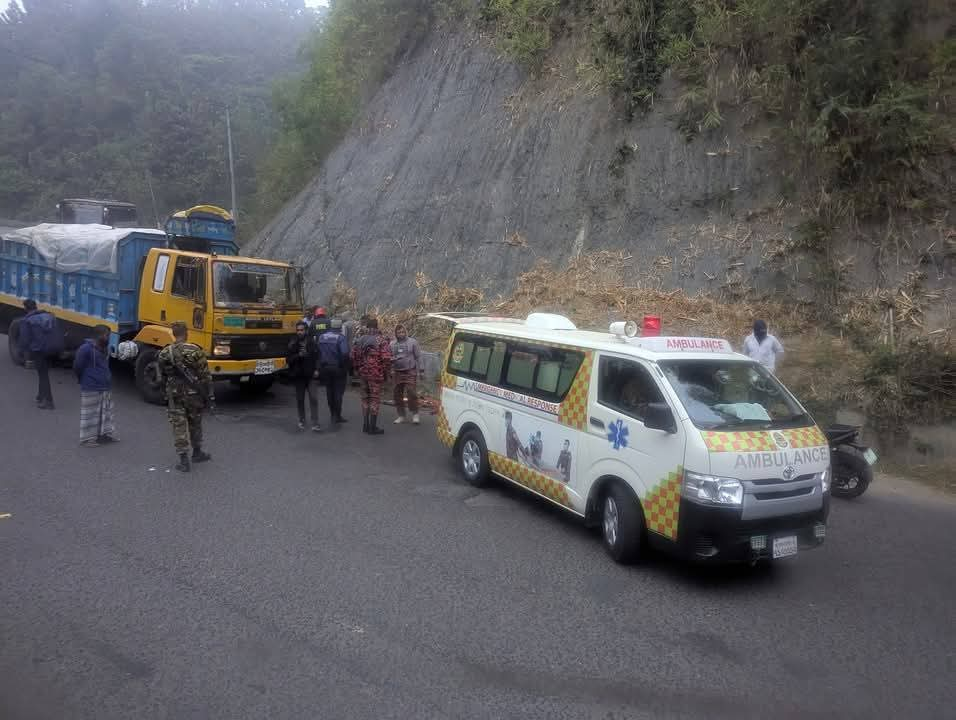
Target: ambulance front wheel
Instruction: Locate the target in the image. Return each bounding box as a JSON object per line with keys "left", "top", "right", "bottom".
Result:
{"left": 601, "top": 482, "right": 645, "bottom": 564}
{"left": 458, "top": 429, "right": 490, "bottom": 487}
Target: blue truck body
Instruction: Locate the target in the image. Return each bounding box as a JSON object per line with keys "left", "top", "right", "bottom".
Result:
{"left": 0, "top": 229, "right": 167, "bottom": 336}
{"left": 1, "top": 206, "right": 240, "bottom": 343}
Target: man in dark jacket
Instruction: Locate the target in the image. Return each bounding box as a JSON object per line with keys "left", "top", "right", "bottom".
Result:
{"left": 350, "top": 317, "right": 392, "bottom": 435}
{"left": 18, "top": 299, "right": 56, "bottom": 409}
{"left": 73, "top": 325, "right": 116, "bottom": 447}
{"left": 317, "top": 319, "right": 350, "bottom": 424}
{"left": 287, "top": 320, "right": 321, "bottom": 431}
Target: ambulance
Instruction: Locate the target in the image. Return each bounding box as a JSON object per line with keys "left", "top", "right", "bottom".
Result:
{"left": 432, "top": 313, "right": 830, "bottom": 564}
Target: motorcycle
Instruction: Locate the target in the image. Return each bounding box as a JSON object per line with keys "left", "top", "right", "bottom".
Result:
{"left": 825, "top": 424, "right": 878, "bottom": 499}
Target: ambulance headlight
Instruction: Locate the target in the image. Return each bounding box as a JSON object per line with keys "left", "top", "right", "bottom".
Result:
{"left": 683, "top": 471, "right": 743, "bottom": 506}
{"left": 817, "top": 469, "right": 829, "bottom": 493}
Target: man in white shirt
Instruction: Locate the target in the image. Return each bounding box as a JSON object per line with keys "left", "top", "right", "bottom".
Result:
{"left": 743, "top": 319, "right": 784, "bottom": 372}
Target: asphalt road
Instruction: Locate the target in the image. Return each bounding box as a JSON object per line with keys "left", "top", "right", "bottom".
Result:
{"left": 1, "top": 343, "right": 954, "bottom": 720}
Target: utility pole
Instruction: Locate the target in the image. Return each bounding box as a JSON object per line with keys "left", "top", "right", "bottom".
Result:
{"left": 145, "top": 171, "right": 160, "bottom": 229}
{"left": 226, "top": 107, "right": 237, "bottom": 221}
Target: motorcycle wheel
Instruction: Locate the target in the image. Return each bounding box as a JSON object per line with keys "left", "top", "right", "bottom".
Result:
{"left": 831, "top": 446, "right": 873, "bottom": 499}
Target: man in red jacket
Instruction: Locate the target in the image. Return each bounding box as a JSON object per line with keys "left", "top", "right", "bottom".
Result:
{"left": 350, "top": 317, "right": 392, "bottom": 435}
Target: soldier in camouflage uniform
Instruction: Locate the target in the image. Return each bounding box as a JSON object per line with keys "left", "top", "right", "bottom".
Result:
{"left": 158, "top": 321, "right": 215, "bottom": 472}
{"left": 350, "top": 317, "right": 392, "bottom": 435}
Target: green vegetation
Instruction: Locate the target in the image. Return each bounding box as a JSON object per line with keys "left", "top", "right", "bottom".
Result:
{"left": 0, "top": 0, "right": 317, "bottom": 226}
{"left": 479, "top": 0, "right": 955, "bottom": 219}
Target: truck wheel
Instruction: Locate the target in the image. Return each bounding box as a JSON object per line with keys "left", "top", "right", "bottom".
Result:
{"left": 601, "top": 481, "right": 645, "bottom": 564}
{"left": 135, "top": 347, "right": 165, "bottom": 405}
{"left": 458, "top": 429, "right": 490, "bottom": 487}
{"left": 8, "top": 318, "right": 25, "bottom": 366}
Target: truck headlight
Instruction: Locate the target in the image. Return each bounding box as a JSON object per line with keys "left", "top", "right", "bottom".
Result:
{"left": 683, "top": 471, "right": 743, "bottom": 506}
{"left": 213, "top": 341, "right": 231, "bottom": 357}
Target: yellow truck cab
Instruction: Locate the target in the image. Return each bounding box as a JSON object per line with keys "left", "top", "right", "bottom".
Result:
{"left": 128, "top": 246, "right": 303, "bottom": 403}
{"left": 433, "top": 313, "right": 830, "bottom": 566}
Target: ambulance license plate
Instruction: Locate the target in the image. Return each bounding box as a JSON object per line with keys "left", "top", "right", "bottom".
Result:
{"left": 863, "top": 448, "right": 878, "bottom": 465}
{"left": 772, "top": 536, "right": 798, "bottom": 559}
{"left": 254, "top": 359, "right": 275, "bottom": 376}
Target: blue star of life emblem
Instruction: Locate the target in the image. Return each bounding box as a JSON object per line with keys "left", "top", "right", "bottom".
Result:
{"left": 607, "top": 419, "right": 629, "bottom": 450}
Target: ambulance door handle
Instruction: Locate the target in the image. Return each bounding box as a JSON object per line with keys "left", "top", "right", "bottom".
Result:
{"left": 589, "top": 417, "right": 605, "bottom": 430}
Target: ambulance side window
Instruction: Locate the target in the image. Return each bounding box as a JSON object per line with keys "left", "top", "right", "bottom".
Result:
{"left": 598, "top": 357, "right": 665, "bottom": 422}
{"left": 447, "top": 334, "right": 503, "bottom": 382}
{"left": 501, "top": 343, "right": 584, "bottom": 403}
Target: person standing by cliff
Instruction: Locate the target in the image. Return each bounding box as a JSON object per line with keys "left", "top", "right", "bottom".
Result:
{"left": 73, "top": 325, "right": 117, "bottom": 447}
{"left": 318, "top": 319, "right": 350, "bottom": 424}
{"left": 351, "top": 317, "right": 391, "bottom": 435}
{"left": 18, "top": 299, "right": 58, "bottom": 410}
{"left": 390, "top": 324, "right": 423, "bottom": 425}
{"left": 743, "top": 319, "right": 784, "bottom": 372}
{"left": 287, "top": 320, "right": 321, "bottom": 431}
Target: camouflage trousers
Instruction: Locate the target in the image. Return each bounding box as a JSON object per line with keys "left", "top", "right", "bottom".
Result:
{"left": 360, "top": 378, "right": 384, "bottom": 414}
{"left": 168, "top": 395, "right": 204, "bottom": 454}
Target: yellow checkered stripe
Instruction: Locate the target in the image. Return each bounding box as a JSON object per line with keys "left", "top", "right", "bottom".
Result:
{"left": 436, "top": 405, "right": 455, "bottom": 448}
{"left": 440, "top": 370, "right": 457, "bottom": 390}
{"left": 489, "top": 452, "right": 572, "bottom": 508}
{"left": 644, "top": 467, "right": 683, "bottom": 540}
{"left": 784, "top": 425, "right": 826, "bottom": 448}
{"left": 702, "top": 430, "right": 776, "bottom": 453}
{"left": 558, "top": 352, "right": 594, "bottom": 430}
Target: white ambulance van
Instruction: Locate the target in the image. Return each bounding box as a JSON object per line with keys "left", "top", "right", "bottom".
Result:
{"left": 432, "top": 313, "right": 830, "bottom": 564}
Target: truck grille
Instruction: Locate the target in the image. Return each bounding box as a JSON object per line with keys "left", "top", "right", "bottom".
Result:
{"left": 224, "top": 334, "right": 292, "bottom": 360}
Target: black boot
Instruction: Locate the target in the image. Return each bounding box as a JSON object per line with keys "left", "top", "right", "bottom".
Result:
{"left": 369, "top": 414, "right": 385, "bottom": 435}
{"left": 362, "top": 412, "right": 370, "bottom": 433}
{"left": 192, "top": 448, "right": 211, "bottom": 463}
{"left": 176, "top": 454, "right": 191, "bottom": 473}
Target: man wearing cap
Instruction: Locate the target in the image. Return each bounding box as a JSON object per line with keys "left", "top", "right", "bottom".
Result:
{"left": 158, "top": 321, "right": 215, "bottom": 472}
{"left": 318, "top": 319, "right": 350, "bottom": 424}
{"left": 309, "top": 306, "right": 330, "bottom": 336}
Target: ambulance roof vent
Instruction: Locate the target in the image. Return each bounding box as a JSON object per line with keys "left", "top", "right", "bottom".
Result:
{"left": 525, "top": 313, "right": 577, "bottom": 331}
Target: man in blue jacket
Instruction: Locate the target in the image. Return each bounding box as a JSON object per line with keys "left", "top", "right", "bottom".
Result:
{"left": 73, "top": 325, "right": 116, "bottom": 447}
{"left": 18, "top": 299, "right": 56, "bottom": 409}
{"left": 318, "top": 319, "right": 350, "bottom": 424}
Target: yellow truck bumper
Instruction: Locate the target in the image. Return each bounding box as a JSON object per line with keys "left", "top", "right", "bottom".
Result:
{"left": 208, "top": 358, "right": 288, "bottom": 377}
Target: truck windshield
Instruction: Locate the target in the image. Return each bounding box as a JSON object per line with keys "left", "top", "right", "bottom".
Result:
{"left": 213, "top": 261, "right": 300, "bottom": 309}
{"left": 659, "top": 359, "right": 809, "bottom": 430}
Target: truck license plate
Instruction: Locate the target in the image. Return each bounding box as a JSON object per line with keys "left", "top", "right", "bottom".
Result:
{"left": 254, "top": 359, "right": 275, "bottom": 376}
{"left": 863, "top": 448, "right": 878, "bottom": 465}
{"left": 772, "top": 536, "right": 798, "bottom": 559}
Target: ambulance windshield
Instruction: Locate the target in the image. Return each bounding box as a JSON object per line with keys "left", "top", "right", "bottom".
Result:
{"left": 659, "top": 360, "right": 809, "bottom": 430}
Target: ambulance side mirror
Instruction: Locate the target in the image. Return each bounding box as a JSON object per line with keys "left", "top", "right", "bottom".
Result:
{"left": 643, "top": 403, "right": 677, "bottom": 434}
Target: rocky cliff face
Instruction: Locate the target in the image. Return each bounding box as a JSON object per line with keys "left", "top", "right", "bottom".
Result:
{"left": 251, "top": 26, "right": 950, "bottom": 315}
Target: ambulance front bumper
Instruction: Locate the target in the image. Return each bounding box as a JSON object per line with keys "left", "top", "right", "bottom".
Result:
{"left": 669, "top": 496, "right": 829, "bottom": 563}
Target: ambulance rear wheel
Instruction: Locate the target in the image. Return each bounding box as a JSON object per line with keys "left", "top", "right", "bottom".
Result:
{"left": 601, "top": 482, "right": 645, "bottom": 564}
{"left": 458, "top": 430, "right": 490, "bottom": 487}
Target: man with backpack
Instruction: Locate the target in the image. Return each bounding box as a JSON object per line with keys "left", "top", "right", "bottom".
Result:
{"left": 18, "top": 299, "right": 58, "bottom": 410}
{"left": 317, "top": 319, "right": 350, "bottom": 424}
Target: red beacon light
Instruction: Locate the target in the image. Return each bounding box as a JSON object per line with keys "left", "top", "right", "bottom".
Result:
{"left": 642, "top": 315, "right": 661, "bottom": 337}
